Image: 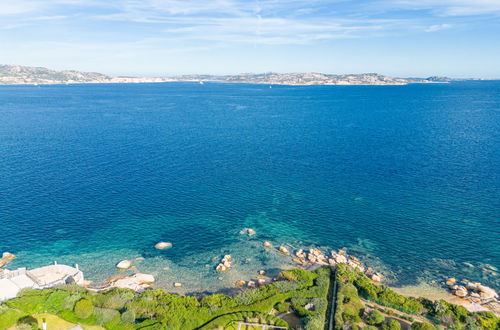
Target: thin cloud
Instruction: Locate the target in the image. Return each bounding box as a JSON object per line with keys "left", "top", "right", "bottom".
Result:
{"left": 425, "top": 23, "right": 453, "bottom": 32}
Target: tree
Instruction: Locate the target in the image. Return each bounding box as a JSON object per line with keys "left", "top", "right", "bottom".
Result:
{"left": 74, "top": 298, "right": 94, "bottom": 319}
{"left": 365, "top": 309, "right": 385, "bottom": 325}
{"left": 381, "top": 319, "right": 401, "bottom": 330}
{"left": 410, "top": 322, "right": 436, "bottom": 330}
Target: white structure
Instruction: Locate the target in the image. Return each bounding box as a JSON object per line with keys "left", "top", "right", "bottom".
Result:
{"left": 0, "top": 263, "right": 84, "bottom": 301}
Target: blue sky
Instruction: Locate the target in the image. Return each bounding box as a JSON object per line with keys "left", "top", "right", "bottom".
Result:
{"left": 1, "top": 0, "right": 499, "bottom": 77}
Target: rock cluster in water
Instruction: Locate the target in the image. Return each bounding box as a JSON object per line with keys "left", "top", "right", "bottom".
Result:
{"left": 99, "top": 273, "right": 155, "bottom": 292}
{"left": 216, "top": 255, "right": 232, "bottom": 272}
{"left": 290, "top": 247, "right": 383, "bottom": 282}
{"left": 448, "top": 278, "right": 499, "bottom": 303}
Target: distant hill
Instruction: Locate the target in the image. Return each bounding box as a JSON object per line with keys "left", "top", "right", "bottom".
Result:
{"left": 0, "top": 65, "right": 111, "bottom": 85}
{"left": 0, "top": 64, "right": 453, "bottom": 86}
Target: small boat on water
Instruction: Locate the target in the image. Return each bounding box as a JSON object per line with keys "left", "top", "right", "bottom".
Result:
{"left": 199, "top": 81, "right": 204, "bottom": 85}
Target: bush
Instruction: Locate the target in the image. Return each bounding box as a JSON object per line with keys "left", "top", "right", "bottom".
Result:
{"left": 475, "top": 311, "right": 500, "bottom": 329}
{"left": 121, "top": 309, "right": 136, "bottom": 323}
{"left": 410, "top": 322, "right": 436, "bottom": 330}
{"left": 45, "top": 290, "right": 70, "bottom": 313}
{"left": 274, "top": 280, "right": 302, "bottom": 293}
{"left": 365, "top": 309, "right": 385, "bottom": 325}
{"left": 275, "top": 302, "right": 290, "bottom": 313}
{"left": 280, "top": 269, "right": 317, "bottom": 283}
{"left": 62, "top": 293, "right": 82, "bottom": 310}
{"left": 5, "top": 290, "right": 49, "bottom": 314}
{"left": 343, "top": 304, "right": 362, "bottom": 323}
{"left": 382, "top": 319, "right": 401, "bottom": 330}
{"left": 74, "top": 298, "right": 94, "bottom": 319}
{"left": 0, "top": 306, "right": 25, "bottom": 329}
{"left": 16, "top": 316, "right": 38, "bottom": 330}
{"left": 94, "top": 307, "right": 119, "bottom": 323}
{"left": 363, "top": 326, "right": 378, "bottom": 330}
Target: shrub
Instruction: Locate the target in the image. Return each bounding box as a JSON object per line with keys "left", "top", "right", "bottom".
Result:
{"left": 275, "top": 302, "right": 290, "bottom": 313}
{"left": 410, "top": 322, "right": 436, "bottom": 330}
{"left": 280, "top": 269, "right": 317, "bottom": 283}
{"left": 363, "top": 326, "right": 378, "bottom": 330}
{"left": 355, "top": 277, "right": 379, "bottom": 299}
{"left": 62, "top": 293, "right": 82, "bottom": 310}
{"left": 274, "top": 280, "right": 302, "bottom": 293}
{"left": 121, "top": 309, "right": 136, "bottom": 323}
{"left": 16, "top": 316, "right": 38, "bottom": 330}
{"left": 5, "top": 290, "right": 49, "bottom": 314}
{"left": 201, "top": 294, "right": 237, "bottom": 313}
{"left": 365, "top": 309, "right": 385, "bottom": 325}
{"left": 343, "top": 304, "right": 362, "bottom": 323}
{"left": 94, "top": 307, "right": 119, "bottom": 323}
{"left": 74, "top": 298, "right": 94, "bottom": 319}
{"left": 0, "top": 306, "right": 25, "bottom": 329}
{"left": 303, "top": 315, "right": 324, "bottom": 330}
{"left": 475, "top": 311, "right": 500, "bottom": 329}
{"left": 381, "top": 319, "right": 401, "bottom": 330}
{"left": 45, "top": 290, "right": 70, "bottom": 313}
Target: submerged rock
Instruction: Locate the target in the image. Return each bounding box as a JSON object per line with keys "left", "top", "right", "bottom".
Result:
{"left": 279, "top": 246, "right": 289, "bottom": 255}
{"left": 240, "top": 228, "right": 256, "bottom": 236}
{"left": 296, "top": 249, "right": 307, "bottom": 259}
{"left": 446, "top": 278, "right": 457, "bottom": 286}
{"left": 116, "top": 260, "right": 132, "bottom": 269}
{"left": 155, "top": 242, "right": 172, "bottom": 249}
{"left": 216, "top": 255, "right": 232, "bottom": 271}
{"left": 216, "top": 264, "right": 227, "bottom": 272}
{"left": 264, "top": 241, "right": 272, "bottom": 248}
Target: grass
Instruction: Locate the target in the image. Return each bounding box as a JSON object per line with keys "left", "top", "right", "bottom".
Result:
{"left": 33, "top": 313, "right": 104, "bottom": 330}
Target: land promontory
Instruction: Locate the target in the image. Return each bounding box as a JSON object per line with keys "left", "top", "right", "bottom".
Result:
{"left": 0, "top": 64, "right": 454, "bottom": 86}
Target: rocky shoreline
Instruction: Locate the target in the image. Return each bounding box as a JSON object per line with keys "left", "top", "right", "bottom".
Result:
{"left": 2, "top": 230, "right": 498, "bottom": 316}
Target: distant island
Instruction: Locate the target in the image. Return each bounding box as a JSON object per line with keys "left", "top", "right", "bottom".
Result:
{"left": 0, "top": 64, "right": 461, "bottom": 86}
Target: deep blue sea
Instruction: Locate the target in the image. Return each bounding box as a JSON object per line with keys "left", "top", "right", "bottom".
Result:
{"left": 0, "top": 82, "right": 498, "bottom": 292}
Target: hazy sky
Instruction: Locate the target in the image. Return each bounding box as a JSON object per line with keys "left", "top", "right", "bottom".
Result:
{"left": 1, "top": 0, "right": 499, "bottom": 77}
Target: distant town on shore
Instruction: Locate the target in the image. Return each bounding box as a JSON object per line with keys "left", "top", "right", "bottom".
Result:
{"left": 0, "top": 64, "right": 476, "bottom": 86}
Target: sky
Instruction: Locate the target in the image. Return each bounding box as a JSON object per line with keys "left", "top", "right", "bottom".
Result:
{"left": 0, "top": 0, "right": 499, "bottom": 77}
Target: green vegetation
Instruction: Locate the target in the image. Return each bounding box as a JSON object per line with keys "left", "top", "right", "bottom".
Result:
{"left": 1, "top": 265, "right": 498, "bottom": 330}
{"left": 335, "top": 263, "right": 500, "bottom": 330}
{"left": 365, "top": 310, "right": 385, "bottom": 325}
{"left": 0, "top": 267, "right": 331, "bottom": 329}
{"left": 74, "top": 299, "right": 94, "bottom": 319}
{"left": 381, "top": 319, "right": 401, "bottom": 330}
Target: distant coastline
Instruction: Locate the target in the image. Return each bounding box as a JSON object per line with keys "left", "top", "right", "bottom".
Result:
{"left": 0, "top": 64, "right": 465, "bottom": 86}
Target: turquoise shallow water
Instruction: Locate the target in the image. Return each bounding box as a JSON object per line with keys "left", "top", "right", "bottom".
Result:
{"left": 0, "top": 82, "right": 498, "bottom": 292}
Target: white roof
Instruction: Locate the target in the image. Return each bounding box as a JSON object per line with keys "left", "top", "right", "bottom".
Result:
{"left": 0, "top": 278, "right": 22, "bottom": 301}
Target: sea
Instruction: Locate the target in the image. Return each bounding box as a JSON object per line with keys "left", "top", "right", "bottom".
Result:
{"left": 0, "top": 81, "right": 498, "bottom": 293}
